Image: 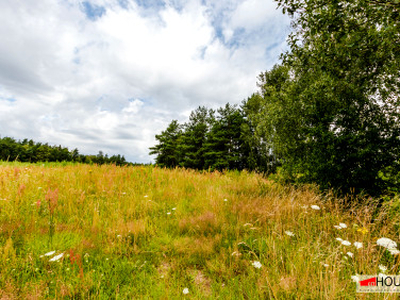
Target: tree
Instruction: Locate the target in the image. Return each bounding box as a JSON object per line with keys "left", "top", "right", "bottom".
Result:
{"left": 149, "top": 120, "right": 182, "bottom": 168}
{"left": 241, "top": 93, "right": 278, "bottom": 173}
{"left": 261, "top": 0, "right": 400, "bottom": 193}
{"left": 204, "top": 104, "right": 246, "bottom": 171}
{"left": 179, "top": 106, "right": 214, "bottom": 170}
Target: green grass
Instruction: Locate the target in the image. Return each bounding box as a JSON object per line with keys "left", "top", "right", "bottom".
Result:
{"left": 0, "top": 162, "right": 399, "bottom": 299}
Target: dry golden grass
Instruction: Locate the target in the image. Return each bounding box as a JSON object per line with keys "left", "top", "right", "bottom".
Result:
{"left": 0, "top": 162, "right": 399, "bottom": 298}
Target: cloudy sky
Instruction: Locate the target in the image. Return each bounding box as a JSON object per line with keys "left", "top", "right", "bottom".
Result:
{"left": 0, "top": 0, "right": 290, "bottom": 163}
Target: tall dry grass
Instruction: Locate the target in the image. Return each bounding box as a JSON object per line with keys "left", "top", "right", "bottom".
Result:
{"left": 0, "top": 162, "right": 399, "bottom": 299}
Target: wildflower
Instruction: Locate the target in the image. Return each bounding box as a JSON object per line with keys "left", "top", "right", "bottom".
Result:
{"left": 377, "top": 238, "right": 397, "bottom": 249}
{"left": 167, "top": 212, "right": 171, "bottom": 215}
{"left": 49, "top": 253, "right": 64, "bottom": 262}
{"left": 311, "top": 205, "right": 320, "bottom": 210}
{"left": 388, "top": 248, "right": 400, "bottom": 255}
{"left": 224, "top": 199, "right": 228, "bottom": 202}
{"left": 336, "top": 238, "right": 343, "bottom": 242}
{"left": 252, "top": 261, "right": 262, "bottom": 269}
{"left": 351, "top": 275, "right": 360, "bottom": 282}
{"left": 379, "top": 265, "right": 387, "bottom": 272}
{"left": 347, "top": 252, "right": 354, "bottom": 258}
{"left": 339, "top": 223, "right": 347, "bottom": 228}
{"left": 341, "top": 240, "right": 351, "bottom": 246}
{"left": 183, "top": 288, "right": 189, "bottom": 295}
{"left": 144, "top": 195, "right": 148, "bottom": 198}
{"left": 44, "top": 251, "right": 56, "bottom": 256}
{"left": 172, "top": 207, "right": 176, "bottom": 210}
{"left": 357, "top": 227, "right": 369, "bottom": 234}
{"left": 354, "top": 242, "right": 363, "bottom": 249}
{"left": 285, "top": 231, "right": 295, "bottom": 237}
{"left": 117, "top": 235, "right": 122, "bottom": 238}
{"left": 323, "top": 263, "right": 329, "bottom": 267}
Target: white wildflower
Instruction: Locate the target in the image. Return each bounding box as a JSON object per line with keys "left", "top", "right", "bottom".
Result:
{"left": 285, "top": 231, "right": 295, "bottom": 237}
{"left": 336, "top": 237, "right": 343, "bottom": 242}
{"left": 341, "top": 240, "right": 351, "bottom": 246}
{"left": 183, "top": 288, "right": 189, "bottom": 295}
{"left": 354, "top": 242, "right": 363, "bottom": 249}
{"left": 388, "top": 248, "right": 400, "bottom": 255}
{"left": 379, "top": 265, "right": 387, "bottom": 272}
{"left": 334, "top": 223, "right": 347, "bottom": 229}
{"left": 351, "top": 275, "right": 360, "bottom": 282}
{"left": 49, "top": 253, "right": 64, "bottom": 262}
{"left": 311, "top": 205, "right": 320, "bottom": 210}
{"left": 377, "top": 237, "right": 397, "bottom": 249}
{"left": 224, "top": 199, "right": 228, "bottom": 202}
{"left": 172, "top": 207, "right": 176, "bottom": 211}
{"left": 252, "top": 261, "right": 262, "bottom": 269}
{"left": 167, "top": 212, "right": 171, "bottom": 215}
{"left": 323, "top": 263, "right": 329, "bottom": 267}
{"left": 44, "top": 251, "right": 56, "bottom": 256}
{"left": 347, "top": 252, "right": 354, "bottom": 258}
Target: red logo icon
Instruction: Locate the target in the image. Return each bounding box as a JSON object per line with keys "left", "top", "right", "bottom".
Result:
{"left": 359, "top": 277, "right": 377, "bottom": 287}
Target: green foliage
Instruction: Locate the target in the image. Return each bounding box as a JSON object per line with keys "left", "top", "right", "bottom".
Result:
{"left": 179, "top": 106, "right": 214, "bottom": 170}
{"left": 149, "top": 120, "right": 182, "bottom": 168}
{"left": 149, "top": 104, "right": 264, "bottom": 172}
{"left": 204, "top": 103, "right": 247, "bottom": 171}
{"left": 0, "top": 136, "right": 128, "bottom": 166}
{"left": 255, "top": 0, "right": 400, "bottom": 194}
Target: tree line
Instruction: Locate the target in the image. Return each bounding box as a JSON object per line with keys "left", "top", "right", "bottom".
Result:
{"left": 149, "top": 103, "right": 275, "bottom": 173}
{"left": 0, "top": 136, "right": 128, "bottom": 166}
{"left": 150, "top": 0, "right": 400, "bottom": 196}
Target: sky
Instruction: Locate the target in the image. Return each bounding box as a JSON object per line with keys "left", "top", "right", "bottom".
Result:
{"left": 0, "top": 0, "right": 291, "bottom": 163}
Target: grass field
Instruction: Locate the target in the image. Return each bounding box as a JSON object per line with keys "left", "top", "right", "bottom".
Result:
{"left": 0, "top": 162, "right": 399, "bottom": 299}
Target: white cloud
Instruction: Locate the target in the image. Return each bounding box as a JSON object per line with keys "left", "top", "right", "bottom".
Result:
{"left": 0, "top": 0, "right": 290, "bottom": 163}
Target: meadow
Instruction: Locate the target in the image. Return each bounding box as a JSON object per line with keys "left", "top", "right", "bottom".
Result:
{"left": 0, "top": 162, "right": 399, "bottom": 299}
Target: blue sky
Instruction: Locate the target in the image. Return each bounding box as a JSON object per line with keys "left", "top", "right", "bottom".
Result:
{"left": 0, "top": 0, "right": 290, "bottom": 163}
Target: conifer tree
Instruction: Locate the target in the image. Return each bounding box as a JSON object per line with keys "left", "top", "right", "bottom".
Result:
{"left": 149, "top": 120, "right": 182, "bottom": 168}
{"left": 179, "top": 106, "right": 214, "bottom": 170}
